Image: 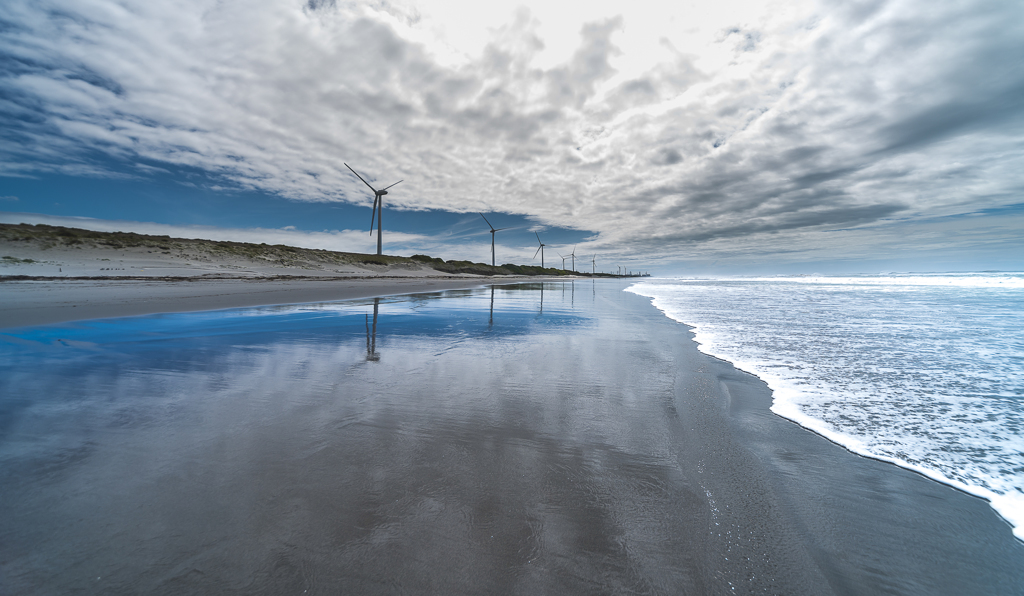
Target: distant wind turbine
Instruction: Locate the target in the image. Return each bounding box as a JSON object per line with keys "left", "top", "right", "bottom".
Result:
{"left": 480, "top": 214, "right": 509, "bottom": 267}
{"left": 533, "top": 232, "right": 546, "bottom": 268}
{"left": 591, "top": 254, "right": 596, "bottom": 275}
{"left": 558, "top": 253, "right": 567, "bottom": 271}
{"left": 345, "top": 163, "right": 402, "bottom": 256}
{"left": 568, "top": 245, "right": 577, "bottom": 273}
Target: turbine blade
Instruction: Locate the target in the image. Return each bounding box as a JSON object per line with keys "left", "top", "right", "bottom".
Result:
{"left": 494, "top": 227, "right": 510, "bottom": 232}
{"left": 533, "top": 246, "right": 542, "bottom": 259}
{"left": 480, "top": 213, "right": 494, "bottom": 230}
{"left": 345, "top": 163, "right": 378, "bottom": 192}
{"left": 381, "top": 180, "right": 402, "bottom": 191}
{"left": 369, "top": 196, "right": 379, "bottom": 235}
{"left": 535, "top": 231, "right": 542, "bottom": 245}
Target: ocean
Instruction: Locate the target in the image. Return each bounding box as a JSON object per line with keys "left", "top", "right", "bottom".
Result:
{"left": 628, "top": 272, "right": 1024, "bottom": 540}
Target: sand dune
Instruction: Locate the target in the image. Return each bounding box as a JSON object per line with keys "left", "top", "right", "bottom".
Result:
{"left": 1, "top": 223, "right": 445, "bottom": 279}
{"left": 0, "top": 223, "right": 535, "bottom": 328}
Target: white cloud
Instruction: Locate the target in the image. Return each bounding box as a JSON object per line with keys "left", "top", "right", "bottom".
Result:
{"left": 2, "top": 0, "right": 1022, "bottom": 267}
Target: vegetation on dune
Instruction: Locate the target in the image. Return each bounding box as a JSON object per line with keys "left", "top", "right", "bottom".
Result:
{"left": 0, "top": 223, "right": 584, "bottom": 276}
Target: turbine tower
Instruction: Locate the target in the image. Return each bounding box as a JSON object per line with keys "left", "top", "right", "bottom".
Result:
{"left": 365, "top": 297, "right": 380, "bottom": 361}
{"left": 480, "top": 214, "right": 509, "bottom": 267}
{"left": 533, "top": 232, "right": 546, "bottom": 268}
{"left": 345, "top": 163, "right": 402, "bottom": 256}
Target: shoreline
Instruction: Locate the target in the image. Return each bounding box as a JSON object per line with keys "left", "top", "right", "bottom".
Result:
{"left": 628, "top": 279, "right": 1024, "bottom": 544}
{"left": 619, "top": 289, "right": 1024, "bottom": 591}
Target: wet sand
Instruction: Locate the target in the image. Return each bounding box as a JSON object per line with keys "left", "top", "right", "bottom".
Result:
{"left": 1, "top": 282, "right": 1022, "bottom": 594}
{"left": 0, "top": 276, "right": 520, "bottom": 329}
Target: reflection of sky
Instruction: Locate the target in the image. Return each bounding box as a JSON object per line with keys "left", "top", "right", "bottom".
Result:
{"left": 0, "top": 283, "right": 590, "bottom": 358}
{"left": 0, "top": 283, "right": 594, "bottom": 437}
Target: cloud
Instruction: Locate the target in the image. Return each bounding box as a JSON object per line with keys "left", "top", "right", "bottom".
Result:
{"left": 0, "top": 196, "right": 19, "bottom": 201}
{"left": 1, "top": 0, "right": 1022, "bottom": 267}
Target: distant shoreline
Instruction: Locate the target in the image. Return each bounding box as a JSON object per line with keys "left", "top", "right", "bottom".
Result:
{"left": 0, "top": 222, "right": 581, "bottom": 329}
{"left": 0, "top": 222, "right": 638, "bottom": 329}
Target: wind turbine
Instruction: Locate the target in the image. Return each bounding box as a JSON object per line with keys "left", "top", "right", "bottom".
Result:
{"left": 568, "top": 245, "right": 577, "bottom": 273}
{"left": 533, "top": 232, "right": 546, "bottom": 268}
{"left": 345, "top": 163, "right": 402, "bottom": 256}
{"left": 591, "top": 254, "right": 596, "bottom": 275}
{"left": 557, "top": 253, "right": 567, "bottom": 271}
{"left": 365, "top": 297, "right": 380, "bottom": 361}
{"left": 480, "top": 214, "right": 509, "bottom": 267}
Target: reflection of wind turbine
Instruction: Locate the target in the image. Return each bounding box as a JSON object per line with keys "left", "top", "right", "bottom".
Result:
{"left": 489, "top": 285, "right": 494, "bottom": 327}
{"left": 533, "top": 232, "right": 546, "bottom": 268}
{"left": 480, "top": 214, "right": 509, "bottom": 267}
{"left": 365, "top": 297, "right": 380, "bottom": 361}
{"left": 345, "top": 163, "right": 402, "bottom": 256}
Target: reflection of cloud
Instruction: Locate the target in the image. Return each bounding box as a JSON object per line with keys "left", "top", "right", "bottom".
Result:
{"left": 1, "top": 0, "right": 1022, "bottom": 267}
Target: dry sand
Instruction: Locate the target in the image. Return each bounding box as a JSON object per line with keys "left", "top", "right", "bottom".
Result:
{"left": 0, "top": 229, "right": 457, "bottom": 279}
{"left": 0, "top": 277, "right": 526, "bottom": 329}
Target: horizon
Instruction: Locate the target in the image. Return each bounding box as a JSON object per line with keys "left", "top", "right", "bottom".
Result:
{"left": 5, "top": 213, "right": 1021, "bottom": 279}
{"left": 2, "top": 0, "right": 1023, "bottom": 275}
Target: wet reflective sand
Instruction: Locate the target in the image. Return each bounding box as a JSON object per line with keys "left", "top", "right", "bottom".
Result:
{"left": 2, "top": 282, "right": 1022, "bottom": 594}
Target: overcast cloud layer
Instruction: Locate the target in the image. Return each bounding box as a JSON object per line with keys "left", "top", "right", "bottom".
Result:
{"left": 2, "top": 0, "right": 1023, "bottom": 269}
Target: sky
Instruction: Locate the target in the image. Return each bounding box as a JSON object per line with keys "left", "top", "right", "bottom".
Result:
{"left": 1, "top": 0, "right": 1023, "bottom": 274}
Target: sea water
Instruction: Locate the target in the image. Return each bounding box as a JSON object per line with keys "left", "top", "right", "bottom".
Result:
{"left": 628, "top": 272, "right": 1024, "bottom": 540}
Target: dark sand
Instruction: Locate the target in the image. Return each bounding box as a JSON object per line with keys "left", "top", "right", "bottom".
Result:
{"left": 0, "top": 276, "right": 515, "bottom": 329}
{"left": 1, "top": 281, "right": 1021, "bottom": 594}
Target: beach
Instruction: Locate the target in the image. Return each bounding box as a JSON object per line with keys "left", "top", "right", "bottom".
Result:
{"left": 2, "top": 280, "right": 1022, "bottom": 594}
{"left": 0, "top": 224, "right": 540, "bottom": 328}
{"left": 0, "top": 276, "right": 520, "bottom": 329}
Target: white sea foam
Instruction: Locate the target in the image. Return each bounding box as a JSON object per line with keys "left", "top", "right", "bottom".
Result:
{"left": 627, "top": 273, "right": 1024, "bottom": 540}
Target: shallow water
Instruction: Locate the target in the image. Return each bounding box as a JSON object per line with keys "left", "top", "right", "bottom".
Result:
{"left": 628, "top": 272, "right": 1024, "bottom": 540}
